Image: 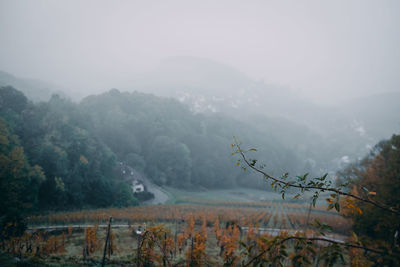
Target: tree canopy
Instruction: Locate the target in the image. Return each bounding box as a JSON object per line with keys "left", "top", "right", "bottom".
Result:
{"left": 0, "top": 86, "right": 138, "bottom": 231}
{"left": 338, "top": 134, "right": 400, "bottom": 243}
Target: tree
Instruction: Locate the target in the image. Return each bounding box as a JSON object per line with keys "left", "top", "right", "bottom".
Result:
{"left": 0, "top": 86, "right": 28, "bottom": 114}
{"left": 0, "top": 118, "right": 45, "bottom": 238}
{"left": 113, "top": 182, "right": 138, "bottom": 207}
{"left": 147, "top": 136, "right": 192, "bottom": 187}
{"left": 337, "top": 134, "right": 400, "bottom": 243}
{"left": 1, "top": 87, "right": 136, "bottom": 212}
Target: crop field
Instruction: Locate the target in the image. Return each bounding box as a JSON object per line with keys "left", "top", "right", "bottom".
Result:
{"left": 1, "top": 195, "right": 351, "bottom": 266}
{"left": 28, "top": 202, "right": 349, "bottom": 233}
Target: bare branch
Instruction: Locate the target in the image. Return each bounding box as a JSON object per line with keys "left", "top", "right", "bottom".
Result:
{"left": 244, "top": 235, "right": 390, "bottom": 267}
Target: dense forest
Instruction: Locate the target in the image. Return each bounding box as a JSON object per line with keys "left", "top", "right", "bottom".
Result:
{"left": 0, "top": 87, "right": 137, "bottom": 225}
{"left": 0, "top": 86, "right": 305, "bottom": 213}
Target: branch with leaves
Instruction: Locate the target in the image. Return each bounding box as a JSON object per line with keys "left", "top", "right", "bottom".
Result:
{"left": 136, "top": 225, "right": 174, "bottom": 267}
{"left": 242, "top": 221, "right": 397, "bottom": 267}
{"left": 232, "top": 137, "right": 400, "bottom": 216}
{"left": 232, "top": 137, "right": 400, "bottom": 265}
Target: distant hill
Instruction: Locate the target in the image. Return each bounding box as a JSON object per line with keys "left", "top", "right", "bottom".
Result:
{"left": 0, "top": 70, "right": 66, "bottom": 102}
{"left": 79, "top": 89, "right": 306, "bottom": 189}
{"left": 2, "top": 59, "right": 398, "bottom": 179}
{"left": 128, "top": 56, "right": 400, "bottom": 169}
{"left": 130, "top": 56, "right": 311, "bottom": 117}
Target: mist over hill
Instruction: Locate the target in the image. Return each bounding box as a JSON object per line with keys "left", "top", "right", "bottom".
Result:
{"left": 0, "top": 70, "right": 66, "bottom": 102}
{"left": 126, "top": 57, "right": 400, "bottom": 167}
{"left": 2, "top": 56, "right": 399, "bottom": 177}
{"left": 130, "top": 57, "right": 307, "bottom": 116}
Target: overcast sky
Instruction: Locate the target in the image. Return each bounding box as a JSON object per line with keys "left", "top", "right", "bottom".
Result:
{"left": 0, "top": 0, "right": 399, "bottom": 104}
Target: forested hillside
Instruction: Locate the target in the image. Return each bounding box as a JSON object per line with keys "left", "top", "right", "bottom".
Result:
{"left": 128, "top": 57, "right": 400, "bottom": 174}
{"left": 0, "top": 86, "right": 137, "bottom": 216}
{"left": 80, "top": 89, "right": 304, "bottom": 189}
{"left": 0, "top": 86, "right": 306, "bottom": 215}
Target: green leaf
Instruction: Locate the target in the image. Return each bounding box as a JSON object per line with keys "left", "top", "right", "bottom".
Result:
{"left": 239, "top": 241, "right": 247, "bottom": 248}
{"left": 314, "top": 218, "right": 321, "bottom": 226}
{"left": 362, "top": 186, "right": 369, "bottom": 193}
{"left": 322, "top": 222, "right": 333, "bottom": 232}
{"left": 312, "top": 198, "right": 317, "bottom": 207}
{"left": 293, "top": 194, "right": 301, "bottom": 200}
{"left": 334, "top": 202, "right": 340, "bottom": 212}
{"left": 339, "top": 253, "right": 345, "bottom": 263}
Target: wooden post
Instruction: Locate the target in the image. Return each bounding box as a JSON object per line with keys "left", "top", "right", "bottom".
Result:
{"left": 174, "top": 220, "right": 178, "bottom": 257}
{"left": 162, "top": 232, "right": 167, "bottom": 267}
{"left": 137, "top": 233, "right": 141, "bottom": 267}
{"left": 83, "top": 229, "right": 87, "bottom": 260}
{"left": 101, "top": 216, "right": 112, "bottom": 267}
{"left": 190, "top": 236, "right": 194, "bottom": 267}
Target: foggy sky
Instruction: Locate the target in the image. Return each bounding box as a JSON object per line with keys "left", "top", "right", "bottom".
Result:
{"left": 0, "top": 0, "right": 399, "bottom": 104}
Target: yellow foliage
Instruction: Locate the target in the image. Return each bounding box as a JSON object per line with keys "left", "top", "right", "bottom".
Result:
{"left": 340, "top": 196, "right": 363, "bottom": 216}
{"left": 220, "top": 225, "right": 240, "bottom": 264}
{"left": 187, "top": 232, "right": 207, "bottom": 266}
{"left": 42, "top": 234, "right": 66, "bottom": 254}
{"left": 186, "top": 215, "right": 195, "bottom": 238}
{"left": 84, "top": 225, "right": 98, "bottom": 255}
{"left": 79, "top": 155, "right": 89, "bottom": 164}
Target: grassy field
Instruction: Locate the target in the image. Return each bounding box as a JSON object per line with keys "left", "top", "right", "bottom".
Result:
{"left": 164, "top": 186, "right": 331, "bottom": 206}
{"left": 165, "top": 187, "right": 287, "bottom": 204}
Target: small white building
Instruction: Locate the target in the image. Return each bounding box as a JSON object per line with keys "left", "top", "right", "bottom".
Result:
{"left": 132, "top": 179, "right": 144, "bottom": 193}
